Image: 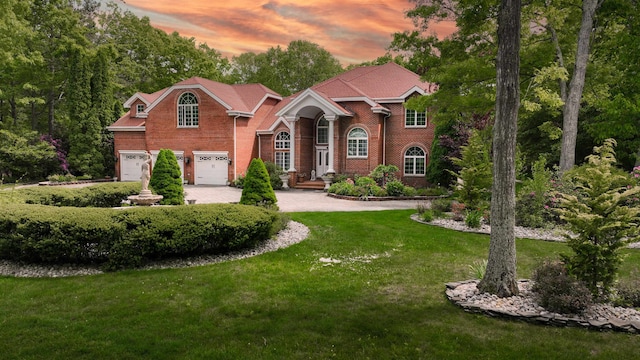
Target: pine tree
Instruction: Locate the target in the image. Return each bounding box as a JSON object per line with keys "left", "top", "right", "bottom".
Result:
{"left": 149, "top": 149, "right": 184, "bottom": 205}
{"left": 240, "top": 158, "right": 278, "bottom": 208}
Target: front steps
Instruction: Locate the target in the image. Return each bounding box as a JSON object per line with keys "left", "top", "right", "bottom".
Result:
{"left": 293, "top": 179, "right": 325, "bottom": 190}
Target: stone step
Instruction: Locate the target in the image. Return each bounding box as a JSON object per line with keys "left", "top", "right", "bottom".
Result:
{"left": 294, "top": 180, "right": 325, "bottom": 190}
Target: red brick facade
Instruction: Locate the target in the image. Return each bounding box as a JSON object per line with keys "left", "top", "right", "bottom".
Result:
{"left": 109, "top": 63, "right": 436, "bottom": 187}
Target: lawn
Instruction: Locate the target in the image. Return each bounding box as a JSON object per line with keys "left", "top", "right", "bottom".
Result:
{"left": 1, "top": 210, "right": 638, "bottom": 359}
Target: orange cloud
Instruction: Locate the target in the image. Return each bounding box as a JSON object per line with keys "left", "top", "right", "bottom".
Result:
{"left": 118, "top": 0, "right": 456, "bottom": 64}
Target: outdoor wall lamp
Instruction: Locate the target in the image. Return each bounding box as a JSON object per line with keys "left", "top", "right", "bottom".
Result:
{"left": 185, "top": 156, "right": 190, "bottom": 164}
{"left": 228, "top": 159, "right": 232, "bottom": 165}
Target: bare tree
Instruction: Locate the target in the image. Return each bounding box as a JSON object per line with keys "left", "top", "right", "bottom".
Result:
{"left": 477, "top": 0, "right": 521, "bottom": 297}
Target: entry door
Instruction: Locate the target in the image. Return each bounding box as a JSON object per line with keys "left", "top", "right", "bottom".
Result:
{"left": 316, "top": 148, "right": 329, "bottom": 176}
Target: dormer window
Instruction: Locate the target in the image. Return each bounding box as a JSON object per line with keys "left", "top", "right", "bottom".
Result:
{"left": 177, "top": 92, "right": 199, "bottom": 128}
{"left": 136, "top": 104, "right": 144, "bottom": 116}
{"left": 405, "top": 108, "right": 427, "bottom": 128}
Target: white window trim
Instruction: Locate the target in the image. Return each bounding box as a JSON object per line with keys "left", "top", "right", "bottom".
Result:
{"left": 177, "top": 92, "right": 199, "bottom": 128}
{"left": 404, "top": 146, "right": 426, "bottom": 176}
{"left": 316, "top": 117, "right": 329, "bottom": 145}
{"left": 275, "top": 131, "right": 290, "bottom": 150}
{"left": 346, "top": 127, "right": 368, "bottom": 159}
{"left": 404, "top": 108, "right": 427, "bottom": 128}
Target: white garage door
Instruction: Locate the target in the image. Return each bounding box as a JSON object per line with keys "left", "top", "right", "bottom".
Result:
{"left": 151, "top": 150, "right": 185, "bottom": 183}
{"left": 119, "top": 151, "right": 147, "bottom": 181}
{"left": 194, "top": 151, "right": 229, "bottom": 185}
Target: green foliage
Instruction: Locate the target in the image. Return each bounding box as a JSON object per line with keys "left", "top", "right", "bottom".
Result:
{"left": 516, "top": 156, "right": 559, "bottom": 228}
{"left": 430, "top": 198, "right": 452, "bottom": 214}
{"left": 613, "top": 269, "right": 640, "bottom": 308}
{"left": 11, "top": 182, "right": 140, "bottom": 207}
{"left": 240, "top": 158, "right": 277, "bottom": 208}
{"left": 0, "top": 130, "right": 58, "bottom": 182}
{"left": 149, "top": 149, "right": 184, "bottom": 205}
{"left": 468, "top": 259, "right": 488, "bottom": 280}
{"left": 532, "top": 260, "right": 593, "bottom": 314}
{"left": 264, "top": 161, "right": 284, "bottom": 190}
{"left": 421, "top": 210, "right": 434, "bottom": 222}
{"left": 465, "top": 209, "right": 483, "bottom": 229}
{"left": 556, "top": 139, "right": 640, "bottom": 298}
{"left": 425, "top": 119, "right": 457, "bottom": 186}
{"left": 369, "top": 164, "right": 399, "bottom": 187}
{"left": 232, "top": 174, "right": 245, "bottom": 188}
{"left": 448, "top": 129, "right": 492, "bottom": 209}
{"left": 385, "top": 179, "right": 405, "bottom": 197}
{"left": 0, "top": 203, "right": 282, "bottom": 270}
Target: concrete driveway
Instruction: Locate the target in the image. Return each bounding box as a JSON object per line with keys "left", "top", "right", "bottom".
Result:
{"left": 183, "top": 185, "right": 424, "bottom": 212}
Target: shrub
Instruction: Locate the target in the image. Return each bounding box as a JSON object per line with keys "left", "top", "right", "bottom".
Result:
{"left": 240, "top": 158, "right": 278, "bottom": 209}
{"left": 431, "top": 198, "right": 452, "bottom": 214}
{"left": 149, "top": 149, "right": 184, "bottom": 205}
{"left": 0, "top": 130, "right": 59, "bottom": 183}
{"left": 385, "top": 179, "right": 405, "bottom": 197}
{"left": 613, "top": 270, "right": 640, "bottom": 308}
{"left": 516, "top": 156, "right": 559, "bottom": 228}
{"left": 421, "top": 210, "right": 434, "bottom": 222}
{"left": 233, "top": 174, "right": 245, "bottom": 188}
{"left": 0, "top": 203, "right": 285, "bottom": 270}
{"left": 17, "top": 182, "right": 140, "bottom": 207}
{"left": 402, "top": 185, "right": 417, "bottom": 197}
{"left": 369, "top": 164, "right": 398, "bottom": 187}
{"left": 531, "top": 260, "right": 593, "bottom": 314}
{"left": 415, "top": 201, "right": 429, "bottom": 214}
{"left": 465, "top": 209, "right": 483, "bottom": 228}
{"left": 264, "top": 161, "right": 284, "bottom": 190}
{"left": 328, "top": 181, "right": 355, "bottom": 196}
{"left": 448, "top": 129, "right": 492, "bottom": 209}
{"left": 418, "top": 186, "right": 449, "bottom": 196}
{"left": 451, "top": 202, "right": 466, "bottom": 221}
{"left": 556, "top": 139, "right": 640, "bottom": 298}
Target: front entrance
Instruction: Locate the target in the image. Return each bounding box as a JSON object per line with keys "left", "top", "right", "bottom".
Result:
{"left": 316, "top": 147, "right": 329, "bottom": 176}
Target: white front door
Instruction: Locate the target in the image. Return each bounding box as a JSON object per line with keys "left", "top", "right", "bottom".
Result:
{"left": 193, "top": 151, "right": 229, "bottom": 185}
{"left": 316, "top": 147, "right": 329, "bottom": 176}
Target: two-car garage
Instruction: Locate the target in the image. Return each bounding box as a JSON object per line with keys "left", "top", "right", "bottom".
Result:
{"left": 118, "top": 150, "right": 229, "bottom": 185}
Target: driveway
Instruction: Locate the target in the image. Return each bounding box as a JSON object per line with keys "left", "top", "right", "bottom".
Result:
{"left": 183, "top": 185, "right": 424, "bottom": 212}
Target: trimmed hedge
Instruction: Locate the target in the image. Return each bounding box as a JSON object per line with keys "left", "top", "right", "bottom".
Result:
{"left": 6, "top": 182, "right": 141, "bottom": 207}
{"left": 0, "top": 203, "right": 283, "bottom": 270}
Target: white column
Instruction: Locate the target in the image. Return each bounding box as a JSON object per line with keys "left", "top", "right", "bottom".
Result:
{"left": 285, "top": 115, "right": 298, "bottom": 172}
{"left": 325, "top": 114, "right": 336, "bottom": 174}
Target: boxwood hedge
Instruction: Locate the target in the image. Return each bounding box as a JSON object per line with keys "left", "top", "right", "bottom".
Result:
{"left": 3, "top": 182, "right": 141, "bottom": 207}
{"left": 0, "top": 203, "right": 283, "bottom": 271}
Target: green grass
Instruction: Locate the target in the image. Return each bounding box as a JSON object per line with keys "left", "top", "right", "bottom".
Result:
{"left": 1, "top": 210, "right": 639, "bottom": 359}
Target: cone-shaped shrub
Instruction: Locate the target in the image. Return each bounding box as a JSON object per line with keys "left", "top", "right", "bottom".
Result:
{"left": 240, "top": 158, "right": 277, "bottom": 209}
{"left": 149, "top": 149, "right": 184, "bottom": 205}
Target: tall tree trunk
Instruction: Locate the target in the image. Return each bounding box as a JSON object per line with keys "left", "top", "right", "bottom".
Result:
{"left": 477, "top": 0, "right": 521, "bottom": 297}
{"left": 559, "top": 0, "right": 599, "bottom": 172}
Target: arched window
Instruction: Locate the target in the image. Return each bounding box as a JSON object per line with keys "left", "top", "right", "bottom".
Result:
{"left": 275, "top": 131, "right": 290, "bottom": 170}
{"left": 178, "top": 92, "right": 199, "bottom": 127}
{"left": 347, "top": 127, "right": 368, "bottom": 158}
{"left": 404, "top": 146, "right": 426, "bottom": 175}
{"left": 316, "top": 117, "right": 328, "bottom": 144}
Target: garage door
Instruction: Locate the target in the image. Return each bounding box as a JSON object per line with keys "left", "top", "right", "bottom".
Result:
{"left": 119, "top": 151, "right": 147, "bottom": 181}
{"left": 194, "top": 151, "right": 229, "bottom": 185}
{"left": 151, "top": 150, "right": 185, "bottom": 183}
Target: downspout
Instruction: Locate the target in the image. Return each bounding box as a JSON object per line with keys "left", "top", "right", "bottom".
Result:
{"left": 233, "top": 115, "right": 239, "bottom": 181}
{"left": 383, "top": 113, "right": 390, "bottom": 165}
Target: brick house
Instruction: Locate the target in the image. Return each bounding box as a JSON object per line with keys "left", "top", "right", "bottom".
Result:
{"left": 108, "top": 62, "right": 436, "bottom": 188}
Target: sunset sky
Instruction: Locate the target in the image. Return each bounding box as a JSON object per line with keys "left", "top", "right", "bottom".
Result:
{"left": 101, "top": 0, "right": 456, "bottom": 65}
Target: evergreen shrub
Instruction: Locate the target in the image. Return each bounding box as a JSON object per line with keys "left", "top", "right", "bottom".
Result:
{"left": 264, "top": 161, "right": 284, "bottom": 190}
{"left": 149, "top": 149, "right": 184, "bottom": 205}
{"left": 240, "top": 158, "right": 278, "bottom": 209}
{"left": 556, "top": 139, "right": 640, "bottom": 298}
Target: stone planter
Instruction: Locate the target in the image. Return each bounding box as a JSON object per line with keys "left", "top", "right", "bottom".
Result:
{"left": 321, "top": 175, "right": 334, "bottom": 191}
{"left": 279, "top": 174, "right": 290, "bottom": 189}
